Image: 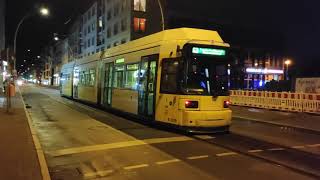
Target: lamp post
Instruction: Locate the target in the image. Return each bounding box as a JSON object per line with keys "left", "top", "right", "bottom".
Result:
{"left": 13, "top": 7, "right": 49, "bottom": 76}
{"left": 284, "top": 59, "right": 292, "bottom": 80}
{"left": 156, "top": 0, "right": 165, "bottom": 31}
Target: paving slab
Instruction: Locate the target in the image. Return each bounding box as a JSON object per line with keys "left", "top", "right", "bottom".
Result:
{"left": 0, "top": 89, "right": 44, "bottom": 180}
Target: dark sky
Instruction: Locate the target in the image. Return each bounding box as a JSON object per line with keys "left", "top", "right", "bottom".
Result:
{"left": 5, "top": 0, "right": 320, "bottom": 76}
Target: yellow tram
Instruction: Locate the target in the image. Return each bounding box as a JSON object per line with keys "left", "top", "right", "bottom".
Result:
{"left": 61, "top": 28, "right": 232, "bottom": 132}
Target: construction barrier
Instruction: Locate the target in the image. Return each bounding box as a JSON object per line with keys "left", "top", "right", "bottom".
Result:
{"left": 230, "top": 90, "right": 320, "bottom": 114}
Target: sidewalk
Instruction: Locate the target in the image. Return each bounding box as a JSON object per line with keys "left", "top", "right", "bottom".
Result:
{"left": 0, "top": 89, "right": 46, "bottom": 180}
{"left": 231, "top": 106, "right": 320, "bottom": 133}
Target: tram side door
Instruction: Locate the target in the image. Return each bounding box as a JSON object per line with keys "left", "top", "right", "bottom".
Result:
{"left": 138, "top": 55, "right": 158, "bottom": 118}
{"left": 103, "top": 63, "right": 113, "bottom": 107}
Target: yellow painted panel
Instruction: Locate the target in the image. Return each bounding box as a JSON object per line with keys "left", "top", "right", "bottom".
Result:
{"left": 78, "top": 86, "right": 97, "bottom": 103}
{"left": 112, "top": 89, "right": 138, "bottom": 115}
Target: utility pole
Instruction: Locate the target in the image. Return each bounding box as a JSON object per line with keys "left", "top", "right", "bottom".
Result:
{"left": 5, "top": 48, "right": 11, "bottom": 113}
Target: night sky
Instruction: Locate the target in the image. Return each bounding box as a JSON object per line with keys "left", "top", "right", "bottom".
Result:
{"left": 5, "top": 0, "right": 320, "bottom": 76}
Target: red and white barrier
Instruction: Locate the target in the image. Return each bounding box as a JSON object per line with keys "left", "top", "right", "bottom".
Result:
{"left": 230, "top": 90, "right": 320, "bottom": 114}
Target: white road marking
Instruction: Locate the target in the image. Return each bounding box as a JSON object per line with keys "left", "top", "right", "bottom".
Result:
{"left": 156, "top": 159, "right": 181, "bottom": 165}
{"left": 216, "top": 152, "right": 238, "bottom": 157}
{"left": 306, "top": 144, "right": 320, "bottom": 148}
{"left": 248, "top": 149, "right": 263, "bottom": 153}
{"left": 84, "top": 170, "right": 114, "bottom": 179}
{"left": 194, "top": 135, "right": 216, "bottom": 140}
{"left": 124, "top": 164, "right": 149, "bottom": 170}
{"left": 50, "top": 136, "right": 193, "bottom": 157}
{"left": 292, "top": 145, "right": 305, "bottom": 149}
{"left": 187, "top": 155, "right": 209, "bottom": 160}
{"left": 267, "top": 148, "right": 285, "bottom": 151}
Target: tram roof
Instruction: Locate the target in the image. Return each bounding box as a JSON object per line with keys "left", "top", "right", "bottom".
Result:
{"left": 63, "top": 28, "right": 230, "bottom": 67}
{"left": 101, "top": 28, "right": 229, "bottom": 59}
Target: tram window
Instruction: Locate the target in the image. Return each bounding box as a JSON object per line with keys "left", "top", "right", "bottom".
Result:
{"left": 85, "top": 71, "right": 90, "bottom": 85}
{"left": 160, "top": 59, "right": 179, "bottom": 93}
{"left": 80, "top": 72, "right": 86, "bottom": 85}
{"left": 114, "top": 65, "right": 124, "bottom": 88}
{"left": 89, "top": 69, "right": 96, "bottom": 86}
{"left": 125, "top": 64, "right": 139, "bottom": 90}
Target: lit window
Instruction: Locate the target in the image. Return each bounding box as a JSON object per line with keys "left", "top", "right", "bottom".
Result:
{"left": 134, "top": 0, "right": 146, "bottom": 12}
{"left": 134, "top": 18, "right": 146, "bottom": 32}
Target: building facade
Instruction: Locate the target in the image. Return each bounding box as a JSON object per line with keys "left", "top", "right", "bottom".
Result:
{"left": 74, "top": 0, "right": 163, "bottom": 58}
{"left": 0, "top": 0, "right": 5, "bottom": 51}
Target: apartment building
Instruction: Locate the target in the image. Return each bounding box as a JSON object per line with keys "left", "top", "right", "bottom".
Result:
{"left": 77, "top": 0, "right": 163, "bottom": 58}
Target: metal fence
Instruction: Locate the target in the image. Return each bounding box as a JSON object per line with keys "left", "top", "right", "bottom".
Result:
{"left": 230, "top": 90, "right": 320, "bottom": 114}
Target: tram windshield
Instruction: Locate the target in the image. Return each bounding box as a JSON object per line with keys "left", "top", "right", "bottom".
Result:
{"left": 182, "top": 51, "right": 229, "bottom": 96}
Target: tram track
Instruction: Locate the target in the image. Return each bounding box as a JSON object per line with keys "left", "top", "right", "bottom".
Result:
{"left": 193, "top": 132, "right": 320, "bottom": 179}
{"left": 33, "top": 86, "right": 320, "bottom": 178}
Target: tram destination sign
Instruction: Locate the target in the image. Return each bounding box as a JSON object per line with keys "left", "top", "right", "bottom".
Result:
{"left": 192, "top": 47, "right": 226, "bottom": 56}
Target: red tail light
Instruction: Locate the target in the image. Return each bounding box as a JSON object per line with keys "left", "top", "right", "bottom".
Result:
{"left": 185, "top": 101, "right": 199, "bottom": 108}
{"left": 224, "top": 100, "right": 230, "bottom": 108}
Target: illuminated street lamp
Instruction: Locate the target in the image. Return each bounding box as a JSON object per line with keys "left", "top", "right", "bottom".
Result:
{"left": 40, "top": 7, "right": 50, "bottom": 16}
{"left": 13, "top": 6, "right": 50, "bottom": 75}
{"left": 284, "top": 59, "right": 292, "bottom": 80}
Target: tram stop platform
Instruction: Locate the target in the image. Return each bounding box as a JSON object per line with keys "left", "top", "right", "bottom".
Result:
{"left": 0, "top": 89, "right": 49, "bottom": 180}
{"left": 231, "top": 106, "right": 320, "bottom": 133}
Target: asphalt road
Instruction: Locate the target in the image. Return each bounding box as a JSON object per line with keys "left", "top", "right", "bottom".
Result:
{"left": 21, "top": 84, "right": 318, "bottom": 180}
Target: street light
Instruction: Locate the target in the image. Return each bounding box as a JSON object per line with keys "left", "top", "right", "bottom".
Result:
{"left": 284, "top": 59, "right": 292, "bottom": 80}
{"left": 13, "top": 7, "right": 50, "bottom": 75}
{"left": 156, "top": 0, "right": 165, "bottom": 31}
{"left": 40, "top": 8, "right": 50, "bottom": 16}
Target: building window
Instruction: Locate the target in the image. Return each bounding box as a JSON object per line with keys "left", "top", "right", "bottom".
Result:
{"left": 92, "top": 23, "right": 95, "bottom": 31}
{"left": 88, "top": 39, "right": 90, "bottom": 47}
{"left": 134, "top": 0, "right": 146, "bottom": 12}
{"left": 107, "top": 27, "right": 112, "bottom": 38}
{"left": 133, "top": 18, "right": 146, "bottom": 32}
{"left": 121, "top": 0, "right": 127, "bottom": 12}
{"left": 107, "top": 9, "right": 112, "bottom": 20}
{"left": 121, "top": 18, "right": 127, "bottom": 32}
{"left": 92, "top": 37, "right": 95, "bottom": 46}
{"left": 113, "top": 23, "right": 119, "bottom": 35}
{"left": 114, "top": 3, "right": 120, "bottom": 17}
{"left": 92, "top": 7, "right": 95, "bottom": 17}
{"left": 88, "top": 26, "right": 91, "bottom": 33}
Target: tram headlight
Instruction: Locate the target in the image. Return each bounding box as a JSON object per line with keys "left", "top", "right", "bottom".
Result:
{"left": 224, "top": 100, "right": 231, "bottom": 108}
{"left": 185, "top": 101, "right": 199, "bottom": 109}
